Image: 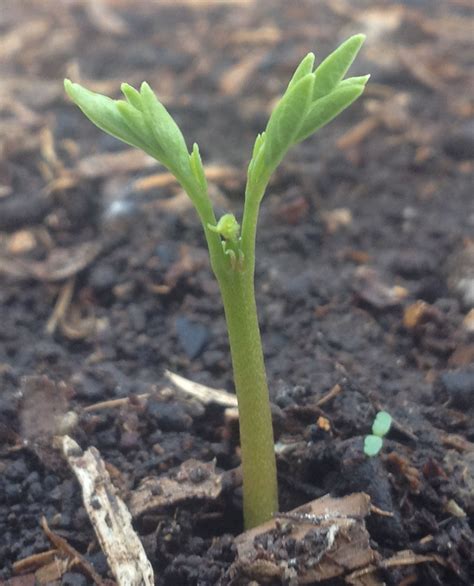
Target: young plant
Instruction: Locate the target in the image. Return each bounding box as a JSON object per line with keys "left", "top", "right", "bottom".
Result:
{"left": 364, "top": 411, "right": 392, "bottom": 457}
{"left": 64, "top": 35, "right": 369, "bottom": 529}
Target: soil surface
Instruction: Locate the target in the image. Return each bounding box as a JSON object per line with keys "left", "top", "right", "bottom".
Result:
{"left": 1, "top": 0, "right": 473, "bottom": 584}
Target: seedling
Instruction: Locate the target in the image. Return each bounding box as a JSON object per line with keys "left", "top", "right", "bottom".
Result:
{"left": 364, "top": 411, "right": 392, "bottom": 457}
{"left": 65, "top": 35, "right": 369, "bottom": 529}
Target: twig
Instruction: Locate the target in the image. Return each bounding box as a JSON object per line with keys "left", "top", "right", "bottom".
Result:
{"left": 316, "top": 383, "right": 343, "bottom": 407}
{"left": 83, "top": 370, "right": 237, "bottom": 413}
{"left": 370, "top": 504, "right": 394, "bottom": 518}
{"left": 46, "top": 277, "right": 75, "bottom": 334}
{"left": 40, "top": 516, "right": 105, "bottom": 585}
{"left": 12, "top": 549, "right": 60, "bottom": 575}
{"left": 83, "top": 393, "right": 150, "bottom": 413}
{"left": 165, "top": 369, "right": 238, "bottom": 407}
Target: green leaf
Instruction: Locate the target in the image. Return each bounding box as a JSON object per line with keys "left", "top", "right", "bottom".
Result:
{"left": 364, "top": 435, "right": 383, "bottom": 457}
{"left": 294, "top": 83, "right": 366, "bottom": 143}
{"left": 121, "top": 83, "right": 143, "bottom": 110}
{"left": 287, "top": 52, "right": 315, "bottom": 91}
{"left": 208, "top": 213, "right": 240, "bottom": 242}
{"left": 139, "top": 82, "right": 190, "bottom": 179}
{"left": 64, "top": 79, "right": 150, "bottom": 153}
{"left": 247, "top": 132, "right": 268, "bottom": 190}
{"left": 115, "top": 100, "right": 164, "bottom": 159}
{"left": 252, "top": 132, "right": 266, "bottom": 160}
{"left": 312, "top": 34, "right": 366, "bottom": 100}
{"left": 264, "top": 73, "right": 315, "bottom": 170}
{"left": 372, "top": 411, "right": 392, "bottom": 438}
{"left": 337, "top": 74, "right": 370, "bottom": 89}
{"left": 189, "top": 143, "right": 207, "bottom": 192}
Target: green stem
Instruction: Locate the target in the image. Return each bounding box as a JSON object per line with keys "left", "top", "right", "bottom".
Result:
{"left": 194, "top": 174, "right": 278, "bottom": 528}
{"left": 240, "top": 170, "right": 270, "bottom": 273}
{"left": 218, "top": 270, "right": 278, "bottom": 528}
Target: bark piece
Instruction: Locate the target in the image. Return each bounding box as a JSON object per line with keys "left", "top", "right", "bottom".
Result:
{"left": 230, "top": 493, "right": 377, "bottom": 585}
{"left": 129, "top": 458, "right": 223, "bottom": 518}
{"left": 59, "top": 435, "right": 154, "bottom": 586}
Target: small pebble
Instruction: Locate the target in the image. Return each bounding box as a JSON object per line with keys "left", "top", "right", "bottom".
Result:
{"left": 442, "top": 121, "right": 474, "bottom": 161}
{"left": 176, "top": 317, "right": 209, "bottom": 359}
{"left": 439, "top": 369, "right": 474, "bottom": 409}
{"left": 88, "top": 264, "right": 119, "bottom": 294}
{"left": 147, "top": 399, "right": 192, "bottom": 431}
{"left": 61, "top": 572, "right": 88, "bottom": 586}
{"left": 446, "top": 243, "right": 474, "bottom": 309}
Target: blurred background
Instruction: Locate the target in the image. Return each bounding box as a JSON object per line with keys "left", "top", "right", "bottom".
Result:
{"left": 1, "top": 0, "right": 472, "bottom": 385}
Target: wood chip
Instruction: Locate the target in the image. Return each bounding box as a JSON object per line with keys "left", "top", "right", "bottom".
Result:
{"left": 59, "top": 435, "right": 154, "bottom": 586}
{"left": 129, "top": 459, "right": 223, "bottom": 518}
{"left": 347, "top": 548, "right": 446, "bottom": 584}
{"left": 230, "top": 493, "right": 377, "bottom": 584}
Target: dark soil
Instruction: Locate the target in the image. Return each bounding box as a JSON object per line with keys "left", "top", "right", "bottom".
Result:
{"left": 1, "top": 0, "right": 473, "bottom": 584}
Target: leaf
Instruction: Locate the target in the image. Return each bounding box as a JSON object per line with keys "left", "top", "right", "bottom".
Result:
{"left": 121, "top": 83, "right": 143, "bottom": 110}
{"left": 251, "top": 132, "right": 265, "bottom": 160}
{"left": 294, "top": 83, "right": 366, "bottom": 143}
{"left": 115, "top": 100, "right": 164, "bottom": 160}
{"left": 286, "top": 52, "right": 315, "bottom": 91}
{"left": 337, "top": 74, "right": 371, "bottom": 89}
{"left": 372, "top": 411, "right": 392, "bottom": 438}
{"left": 247, "top": 132, "right": 268, "bottom": 189}
{"left": 139, "top": 82, "right": 190, "bottom": 179}
{"left": 189, "top": 143, "right": 207, "bottom": 192}
{"left": 312, "top": 34, "right": 366, "bottom": 100}
{"left": 64, "top": 79, "right": 150, "bottom": 152}
{"left": 364, "top": 435, "right": 383, "bottom": 457}
{"left": 264, "top": 73, "right": 315, "bottom": 170}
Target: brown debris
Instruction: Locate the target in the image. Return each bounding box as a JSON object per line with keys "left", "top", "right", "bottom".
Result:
{"left": 316, "top": 383, "right": 343, "bottom": 407}
{"left": 0, "top": 19, "right": 50, "bottom": 60}
{"left": 76, "top": 149, "right": 156, "bottom": 180}
{"left": 353, "top": 266, "right": 408, "bottom": 309}
{"left": 5, "top": 241, "right": 101, "bottom": 282}
{"left": 347, "top": 549, "right": 446, "bottom": 584}
{"left": 12, "top": 550, "right": 60, "bottom": 575}
{"left": 134, "top": 164, "right": 240, "bottom": 192}
{"left": 275, "top": 194, "right": 309, "bottom": 226}
{"left": 164, "top": 369, "right": 238, "bottom": 408}
{"left": 129, "top": 458, "right": 223, "bottom": 518}
{"left": 230, "top": 493, "right": 376, "bottom": 585}
{"left": 227, "top": 26, "right": 281, "bottom": 46}
{"left": 84, "top": 0, "right": 129, "bottom": 36}
{"left": 0, "top": 575, "right": 36, "bottom": 586}
{"left": 46, "top": 277, "right": 75, "bottom": 334}
{"left": 20, "top": 376, "right": 76, "bottom": 444}
{"left": 385, "top": 452, "right": 422, "bottom": 494}
{"left": 403, "top": 300, "right": 456, "bottom": 360}
{"left": 40, "top": 516, "right": 105, "bottom": 585}
{"left": 6, "top": 230, "right": 36, "bottom": 254}
{"left": 219, "top": 51, "right": 267, "bottom": 96}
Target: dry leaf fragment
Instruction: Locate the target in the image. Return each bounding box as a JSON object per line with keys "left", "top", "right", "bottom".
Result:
{"left": 129, "top": 458, "right": 223, "bottom": 518}
{"left": 230, "top": 493, "right": 376, "bottom": 584}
